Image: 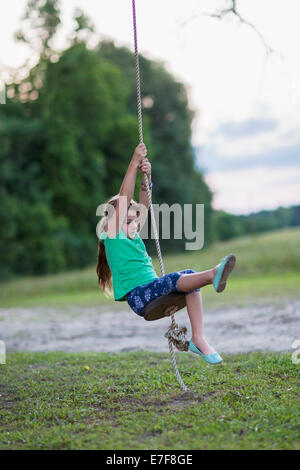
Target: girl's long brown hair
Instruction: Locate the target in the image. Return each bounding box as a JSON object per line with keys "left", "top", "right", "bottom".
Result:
{"left": 96, "top": 195, "right": 140, "bottom": 298}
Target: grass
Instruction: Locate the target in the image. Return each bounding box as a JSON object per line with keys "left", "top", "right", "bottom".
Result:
{"left": 0, "top": 351, "right": 299, "bottom": 450}
{"left": 0, "top": 273, "right": 298, "bottom": 310}
{"left": 1, "top": 227, "right": 300, "bottom": 309}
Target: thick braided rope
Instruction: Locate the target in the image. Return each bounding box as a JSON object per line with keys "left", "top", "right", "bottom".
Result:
{"left": 131, "top": 0, "right": 188, "bottom": 392}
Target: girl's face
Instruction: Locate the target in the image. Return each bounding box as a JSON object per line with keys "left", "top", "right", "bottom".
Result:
{"left": 122, "top": 209, "right": 139, "bottom": 239}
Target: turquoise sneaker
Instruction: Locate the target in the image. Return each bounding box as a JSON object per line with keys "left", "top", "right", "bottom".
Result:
{"left": 188, "top": 340, "right": 223, "bottom": 365}
{"left": 213, "top": 253, "right": 236, "bottom": 293}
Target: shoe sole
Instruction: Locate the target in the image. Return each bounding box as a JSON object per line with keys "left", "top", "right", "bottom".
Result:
{"left": 216, "top": 254, "right": 236, "bottom": 293}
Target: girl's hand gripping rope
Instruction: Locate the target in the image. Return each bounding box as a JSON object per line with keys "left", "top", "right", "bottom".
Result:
{"left": 138, "top": 157, "right": 151, "bottom": 178}
{"left": 133, "top": 143, "right": 147, "bottom": 165}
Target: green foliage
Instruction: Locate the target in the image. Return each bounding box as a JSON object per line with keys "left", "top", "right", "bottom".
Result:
{"left": 14, "top": 0, "right": 61, "bottom": 57}
{"left": 243, "top": 206, "right": 298, "bottom": 233}
{"left": 0, "top": 2, "right": 214, "bottom": 280}
{"left": 290, "top": 205, "right": 300, "bottom": 226}
{"left": 212, "top": 205, "right": 300, "bottom": 242}
{"left": 73, "top": 8, "right": 95, "bottom": 38}
{"left": 0, "top": 101, "right": 66, "bottom": 280}
{"left": 0, "top": 41, "right": 146, "bottom": 278}
{"left": 212, "top": 210, "right": 245, "bottom": 241}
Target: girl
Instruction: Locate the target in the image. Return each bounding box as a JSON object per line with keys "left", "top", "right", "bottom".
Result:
{"left": 96, "top": 143, "right": 236, "bottom": 364}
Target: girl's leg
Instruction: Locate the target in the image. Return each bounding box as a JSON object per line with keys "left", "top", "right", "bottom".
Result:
{"left": 177, "top": 265, "right": 219, "bottom": 292}
{"left": 185, "top": 290, "right": 216, "bottom": 355}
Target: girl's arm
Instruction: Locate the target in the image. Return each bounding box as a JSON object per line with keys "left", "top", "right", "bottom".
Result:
{"left": 106, "top": 143, "right": 146, "bottom": 237}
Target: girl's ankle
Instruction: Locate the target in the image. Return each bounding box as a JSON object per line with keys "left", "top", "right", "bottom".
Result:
{"left": 192, "top": 334, "right": 204, "bottom": 343}
{"left": 191, "top": 336, "right": 215, "bottom": 355}
{"left": 211, "top": 265, "right": 219, "bottom": 282}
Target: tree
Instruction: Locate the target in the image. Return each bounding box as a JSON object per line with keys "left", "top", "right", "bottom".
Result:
{"left": 180, "top": 0, "right": 275, "bottom": 56}
{"left": 290, "top": 206, "right": 300, "bottom": 227}
{"left": 212, "top": 210, "right": 245, "bottom": 241}
{"left": 0, "top": 0, "right": 216, "bottom": 280}
{"left": 39, "top": 43, "right": 139, "bottom": 265}
{"left": 71, "top": 8, "right": 95, "bottom": 44}
{"left": 0, "top": 101, "right": 68, "bottom": 279}
{"left": 14, "top": 0, "right": 61, "bottom": 59}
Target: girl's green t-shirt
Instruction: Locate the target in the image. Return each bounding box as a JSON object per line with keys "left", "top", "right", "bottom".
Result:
{"left": 99, "top": 228, "right": 159, "bottom": 301}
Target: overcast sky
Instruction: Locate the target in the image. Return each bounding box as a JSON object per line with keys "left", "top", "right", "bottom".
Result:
{"left": 0, "top": 0, "right": 300, "bottom": 215}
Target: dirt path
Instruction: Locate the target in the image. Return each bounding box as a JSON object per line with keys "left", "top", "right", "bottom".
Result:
{"left": 1, "top": 297, "right": 299, "bottom": 354}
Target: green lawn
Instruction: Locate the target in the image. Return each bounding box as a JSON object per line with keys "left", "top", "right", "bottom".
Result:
{"left": 0, "top": 273, "right": 298, "bottom": 310}
{"left": 0, "top": 351, "right": 299, "bottom": 450}
{"left": 1, "top": 227, "right": 300, "bottom": 309}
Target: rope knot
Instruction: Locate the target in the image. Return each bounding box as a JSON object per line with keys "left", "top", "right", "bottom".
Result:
{"left": 164, "top": 322, "right": 189, "bottom": 352}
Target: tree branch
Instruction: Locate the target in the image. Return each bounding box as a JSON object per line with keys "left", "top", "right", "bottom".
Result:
{"left": 180, "top": 0, "right": 275, "bottom": 56}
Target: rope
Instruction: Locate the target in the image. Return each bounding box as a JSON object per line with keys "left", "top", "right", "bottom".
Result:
{"left": 131, "top": 0, "right": 188, "bottom": 392}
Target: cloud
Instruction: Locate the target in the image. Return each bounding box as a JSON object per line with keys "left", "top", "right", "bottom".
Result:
{"left": 196, "top": 116, "right": 300, "bottom": 173}
{"left": 198, "top": 142, "right": 300, "bottom": 173}
{"left": 204, "top": 165, "right": 300, "bottom": 214}
{"left": 195, "top": 116, "right": 300, "bottom": 214}
{"left": 218, "top": 118, "right": 278, "bottom": 139}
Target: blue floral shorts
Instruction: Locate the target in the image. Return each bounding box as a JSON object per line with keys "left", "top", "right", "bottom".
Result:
{"left": 126, "top": 269, "right": 201, "bottom": 317}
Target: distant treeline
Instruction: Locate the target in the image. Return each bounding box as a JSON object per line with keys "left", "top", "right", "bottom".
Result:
{"left": 212, "top": 205, "right": 300, "bottom": 241}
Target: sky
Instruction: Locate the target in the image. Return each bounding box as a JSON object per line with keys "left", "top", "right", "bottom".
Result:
{"left": 0, "top": 0, "right": 299, "bottom": 215}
